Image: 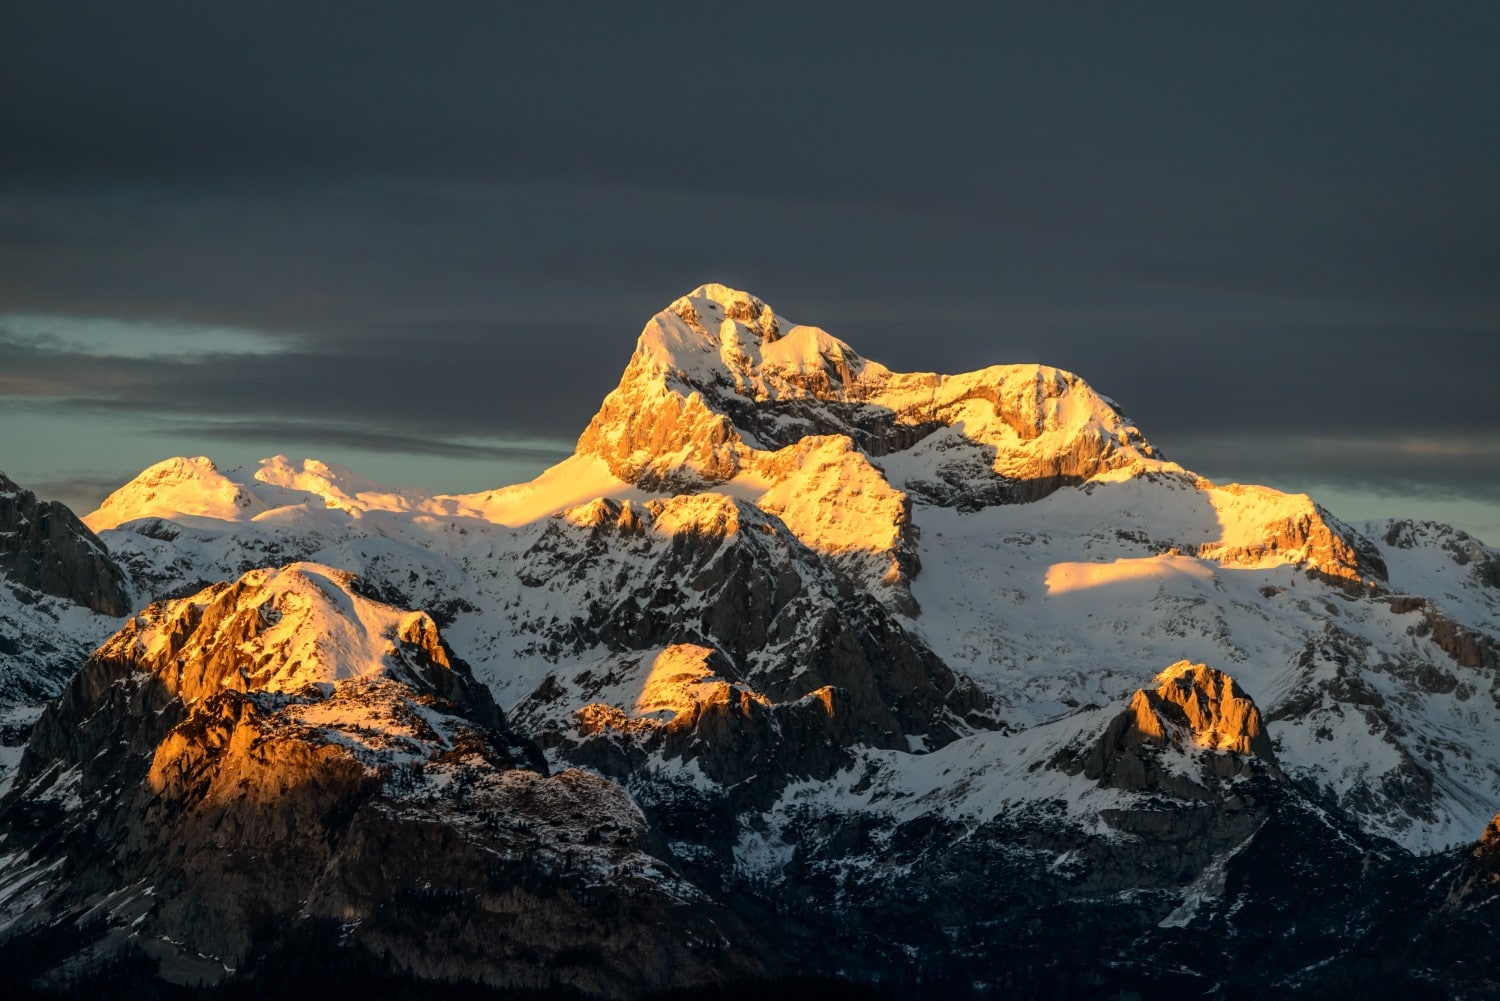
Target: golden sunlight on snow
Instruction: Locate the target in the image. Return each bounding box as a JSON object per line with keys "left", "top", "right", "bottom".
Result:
{"left": 1043, "top": 554, "right": 1217, "bottom": 596}
{"left": 454, "top": 454, "right": 645, "bottom": 526}
{"left": 105, "top": 563, "right": 452, "bottom": 704}
{"left": 633, "top": 644, "right": 736, "bottom": 720}
{"left": 574, "top": 644, "right": 775, "bottom": 737}
{"left": 252, "top": 455, "right": 424, "bottom": 515}
{"left": 83, "top": 455, "right": 260, "bottom": 530}
{"left": 755, "top": 436, "right": 906, "bottom": 557}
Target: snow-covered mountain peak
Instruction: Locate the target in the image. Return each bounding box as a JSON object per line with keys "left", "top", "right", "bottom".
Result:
{"left": 576, "top": 284, "right": 1164, "bottom": 509}
{"left": 642, "top": 284, "right": 872, "bottom": 399}
{"left": 86, "top": 455, "right": 462, "bottom": 533}
{"left": 672, "top": 283, "right": 784, "bottom": 342}
{"left": 97, "top": 562, "right": 462, "bottom": 705}
{"left": 252, "top": 454, "right": 433, "bottom": 514}
{"left": 85, "top": 455, "right": 262, "bottom": 530}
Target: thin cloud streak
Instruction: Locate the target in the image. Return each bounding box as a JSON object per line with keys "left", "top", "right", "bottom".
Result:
{"left": 162, "top": 421, "right": 573, "bottom": 464}
{"left": 0, "top": 314, "right": 294, "bottom": 359}
{"left": 1168, "top": 433, "right": 1500, "bottom": 502}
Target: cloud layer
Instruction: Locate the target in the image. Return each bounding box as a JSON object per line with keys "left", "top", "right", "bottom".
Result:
{"left": 1, "top": 4, "right": 1496, "bottom": 534}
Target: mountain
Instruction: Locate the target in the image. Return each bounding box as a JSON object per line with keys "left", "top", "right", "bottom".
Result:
{"left": 1, "top": 564, "right": 770, "bottom": 996}
{"left": 0, "top": 471, "right": 129, "bottom": 617}
{"left": 3, "top": 284, "right": 1499, "bottom": 997}
{"left": 0, "top": 472, "right": 131, "bottom": 731}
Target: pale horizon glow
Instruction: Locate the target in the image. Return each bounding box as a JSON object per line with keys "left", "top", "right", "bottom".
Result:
{"left": 0, "top": 314, "right": 296, "bottom": 360}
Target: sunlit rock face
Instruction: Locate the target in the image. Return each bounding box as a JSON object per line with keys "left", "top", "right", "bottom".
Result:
{"left": 1194, "top": 484, "right": 1387, "bottom": 589}
{"left": 753, "top": 435, "right": 920, "bottom": 606}
{"left": 0, "top": 566, "right": 769, "bottom": 996}
{"left": 1064, "top": 662, "right": 1281, "bottom": 800}
{"left": 1132, "top": 662, "right": 1276, "bottom": 761}
{"left": 559, "top": 643, "right": 862, "bottom": 806}
{"left": 1470, "top": 812, "right": 1500, "bottom": 885}
{"left": 577, "top": 284, "right": 1160, "bottom": 503}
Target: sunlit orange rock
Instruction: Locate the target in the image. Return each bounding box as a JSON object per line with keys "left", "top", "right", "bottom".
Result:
{"left": 1075, "top": 661, "right": 1281, "bottom": 797}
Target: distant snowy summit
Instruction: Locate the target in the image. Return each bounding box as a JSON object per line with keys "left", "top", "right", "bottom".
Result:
{"left": 83, "top": 454, "right": 451, "bottom": 530}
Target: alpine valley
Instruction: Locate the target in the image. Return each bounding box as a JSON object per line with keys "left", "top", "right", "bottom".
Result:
{"left": 2, "top": 285, "right": 1499, "bottom": 999}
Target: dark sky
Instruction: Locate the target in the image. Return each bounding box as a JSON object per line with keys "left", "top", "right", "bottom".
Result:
{"left": 2, "top": 3, "right": 1497, "bottom": 538}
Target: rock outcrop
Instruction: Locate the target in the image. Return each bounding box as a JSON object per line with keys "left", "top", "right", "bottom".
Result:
{"left": 546, "top": 645, "right": 865, "bottom": 807}
{"left": 1067, "top": 662, "right": 1281, "bottom": 799}
{"left": 0, "top": 470, "right": 130, "bottom": 615}
{"left": 1194, "top": 484, "right": 1387, "bottom": 589}
{"left": 1466, "top": 812, "right": 1500, "bottom": 888}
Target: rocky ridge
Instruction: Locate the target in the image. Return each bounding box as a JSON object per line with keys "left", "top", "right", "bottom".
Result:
{"left": 0, "top": 471, "right": 130, "bottom": 617}
{"left": 0, "top": 471, "right": 133, "bottom": 708}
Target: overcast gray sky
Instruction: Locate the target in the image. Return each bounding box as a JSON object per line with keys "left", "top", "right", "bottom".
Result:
{"left": 1, "top": 3, "right": 1497, "bottom": 540}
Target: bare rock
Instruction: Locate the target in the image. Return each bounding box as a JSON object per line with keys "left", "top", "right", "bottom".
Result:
{"left": 0, "top": 470, "right": 131, "bottom": 616}
{"left": 1067, "top": 661, "right": 1281, "bottom": 799}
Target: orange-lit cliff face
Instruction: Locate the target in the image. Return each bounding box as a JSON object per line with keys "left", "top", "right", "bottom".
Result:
{"left": 1146, "top": 662, "right": 1276, "bottom": 760}
{"left": 1474, "top": 813, "right": 1500, "bottom": 869}
{"left": 576, "top": 285, "right": 1161, "bottom": 492}
{"left": 1072, "top": 661, "right": 1281, "bottom": 796}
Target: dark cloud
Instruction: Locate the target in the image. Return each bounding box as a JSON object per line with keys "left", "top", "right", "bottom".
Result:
{"left": 1167, "top": 434, "right": 1500, "bottom": 502}
{"left": 20, "top": 475, "right": 137, "bottom": 517}
{"left": 0, "top": 4, "right": 1496, "bottom": 530}
{"left": 158, "top": 421, "right": 572, "bottom": 465}
{"left": 0, "top": 315, "right": 617, "bottom": 442}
